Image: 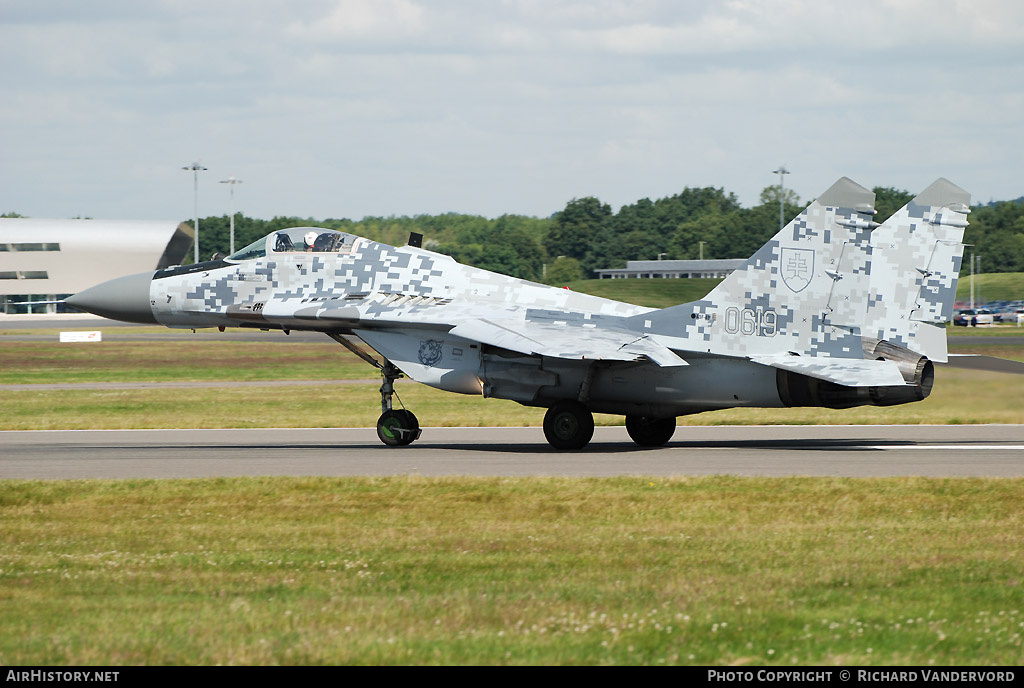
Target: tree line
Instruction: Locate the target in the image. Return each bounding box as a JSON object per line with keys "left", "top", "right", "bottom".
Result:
{"left": 182, "top": 185, "right": 1024, "bottom": 282}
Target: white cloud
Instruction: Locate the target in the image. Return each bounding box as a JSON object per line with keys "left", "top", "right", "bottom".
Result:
{"left": 0, "top": 0, "right": 1022, "bottom": 221}
{"left": 285, "top": 0, "right": 427, "bottom": 42}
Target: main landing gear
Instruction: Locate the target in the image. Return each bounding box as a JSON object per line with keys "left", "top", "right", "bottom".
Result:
{"left": 542, "top": 402, "right": 677, "bottom": 450}
{"left": 543, "top": 400, "right": 595, "bottom": 450}
{"left": 625, "top": 415, "right": 676, "bottom": 447}
{"left": 376, "top": 361, "right": 421, "bottom": 447}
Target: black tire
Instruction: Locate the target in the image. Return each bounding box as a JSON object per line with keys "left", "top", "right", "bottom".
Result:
{"left": 625, "top": 415, "right": 676, "bottom": 447}
{"left": 543, "top": 401, "right": 595, "bottom": 450}
{"left": 376, "top": 409, "right": 420, "bottom": 447}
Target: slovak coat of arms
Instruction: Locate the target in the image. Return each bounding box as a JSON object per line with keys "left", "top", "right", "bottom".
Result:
{"left": 780, "top": 247, "right": 815, "bottom": 293}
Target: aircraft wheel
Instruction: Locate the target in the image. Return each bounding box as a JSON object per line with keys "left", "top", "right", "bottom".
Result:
{"left": 625, "top": 415, "right": 676, "bottom": 447}
{"left": 543, "top": 401, "right": 595, "bottom": 450}
{"left": 376, "top": 409, "right": 420, "bottom": 447}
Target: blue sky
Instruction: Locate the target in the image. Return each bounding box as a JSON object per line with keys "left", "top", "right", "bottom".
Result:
{"left": 2, "top": 0, "right": 1022, "bottom": 222}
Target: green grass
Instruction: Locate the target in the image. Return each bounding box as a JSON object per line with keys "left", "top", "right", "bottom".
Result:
{"left": 2, "top": 366, "right": 1022, "bottom": 430}
{"left": 1, "top": 476, "right": 1020, "bottom": 665}
{"left": 948, "top": 325, "right": 1024, "bottom": 337}
{"left": 0, "top": 382, "right": 542, "bottom": 430}
{"left": 0, "top": 326, "right": 175, "bottom": 337}
{"left": 1, "top": 335, "right": 1022, "bottom": 429}
{"left": 561, "top": 272, "right": 1024, "bottom": 311}
{"left": 955, "top": 272, "right": 1024, "bottom": 304}
{"left": 565, "top": 277, "right": 722, "bottom": 309}
{"left": 0, "top": 340, "right": 375, "bottom": 385}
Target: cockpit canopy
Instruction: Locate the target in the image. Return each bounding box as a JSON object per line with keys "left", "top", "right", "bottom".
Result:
{"left": 227, "top": 227, "right": 362, "bottom": 262}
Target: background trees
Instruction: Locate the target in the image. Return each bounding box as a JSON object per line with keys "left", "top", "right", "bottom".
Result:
{"left": 178, "top": 186, "right": 1024, "bottom": 279}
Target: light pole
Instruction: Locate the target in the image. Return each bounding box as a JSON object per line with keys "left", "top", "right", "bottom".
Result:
{"left": 970, "top": 252, "right": 975, "bottom": 309}
{"left": 772, "top": 165, "right": 790, "bottom": 231}
{"left": 220, "top": 176, "right": 243, "bottom": 255}
{"left": 183, "top": 162, "right": 207, "bottom": 263}
{"left": 698, "top": 241, "right": 706, "bottom": 261}
{"left": 970, "top": 253, "right": 978, "bottom": 307}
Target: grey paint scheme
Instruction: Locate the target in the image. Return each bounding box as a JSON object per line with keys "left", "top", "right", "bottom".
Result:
{"left": 66, "top": 178, "right": 971, "bottom": 419}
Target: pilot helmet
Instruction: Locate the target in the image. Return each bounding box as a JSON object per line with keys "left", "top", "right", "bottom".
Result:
{"left": 304, "top": 231, "right": 318, "bottom": 248}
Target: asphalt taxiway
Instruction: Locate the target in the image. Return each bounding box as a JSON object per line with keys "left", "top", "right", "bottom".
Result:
{"left": 3, "top": 425, "right": 1023, "bottom": 480}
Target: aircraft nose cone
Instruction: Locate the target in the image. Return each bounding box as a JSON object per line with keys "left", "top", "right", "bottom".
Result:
{"left": 65, "top": 271, "right": 157, "bottom": 324}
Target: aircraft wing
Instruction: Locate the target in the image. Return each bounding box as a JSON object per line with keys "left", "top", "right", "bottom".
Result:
{"left": 751, "top": 355, "right": 907, "bottom": 387}
{"left": 448, "top": 318, "right": 688, "bottom": 367}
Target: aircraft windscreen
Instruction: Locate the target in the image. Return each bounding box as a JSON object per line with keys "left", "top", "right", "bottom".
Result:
{"left": 226, "top": 228, "right": 360, "bottom": 262}
{"left": 227, "top": 236, "right": 267, "bottom": 261}
{"left": 269, "top": 228, "right": 358, "bottom": 254}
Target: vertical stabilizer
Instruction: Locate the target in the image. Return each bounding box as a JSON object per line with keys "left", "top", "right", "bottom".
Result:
{"left": 865, "top": 178, "right": 970, "bottom": 362}
{"left": 637, "top": 177, "right": 878, "bottom": 359}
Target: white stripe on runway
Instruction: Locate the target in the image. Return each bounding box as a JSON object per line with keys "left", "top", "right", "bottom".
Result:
{"left": 870, "top": 445, "right": 1024, "bottom": 451}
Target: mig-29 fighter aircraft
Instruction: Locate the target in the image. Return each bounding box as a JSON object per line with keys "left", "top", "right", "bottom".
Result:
{"left": 67, "top": 177, "right": 973, "bottom": 450}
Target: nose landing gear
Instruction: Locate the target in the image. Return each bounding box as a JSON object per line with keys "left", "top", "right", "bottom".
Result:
{"left": 326, "top": 333, "right": 421, "bottom": 447}
{"left": 376, "top": 360, "right": 420, "bottom": 447}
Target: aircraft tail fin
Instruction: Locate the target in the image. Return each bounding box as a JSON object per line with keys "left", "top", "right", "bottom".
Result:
{"left": 636, "top": 177, "right": 879, "bottom": 360}
{"left": 864, "top": 178, "right": 970, "bottom": 362}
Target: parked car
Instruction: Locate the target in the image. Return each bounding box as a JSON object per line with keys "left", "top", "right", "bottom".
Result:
{"left": 994, "top": 303, "right": 1024, "bottom": 322}
{"left": 953, "top": 308, "right": 995, "bottom": 326}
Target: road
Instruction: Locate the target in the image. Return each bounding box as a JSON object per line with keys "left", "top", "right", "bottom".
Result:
{"left": 3, "top": 425, "right": 1023, "bottom": 480}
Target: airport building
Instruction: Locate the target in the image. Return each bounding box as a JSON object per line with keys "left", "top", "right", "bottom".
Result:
{"left": 595, "top": 258, "right": 746, "bottom": 280}
{"left": 0, "top": 218, "right": 192, "bottom": 314}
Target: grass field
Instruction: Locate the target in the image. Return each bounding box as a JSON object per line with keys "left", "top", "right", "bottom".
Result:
{"left": 954, "top": 272, "right": 1024, "bottom": 305}
{"left": 563, "top": 273, "right": 1024, "bottom": 310}
{"left": 564, "top": 277, "right": 722, "bottom": 309}
{"left": 0, "top": 339, "right": 372, "bottom": 385}
{"left": 1, "top": 332, "right": 1022, "bottom": 430}
{"left": 1, "top": 477, "right": 1021, "bottom": 665}
{"left": 3, "top": 365, "right": 1024, "bottom": 431}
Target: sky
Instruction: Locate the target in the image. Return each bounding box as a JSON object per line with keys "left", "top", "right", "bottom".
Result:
{"left": 1, "top": 0, "right": 1022, "bottom": 223}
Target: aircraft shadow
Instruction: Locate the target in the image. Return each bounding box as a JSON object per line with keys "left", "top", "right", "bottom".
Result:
{"left": 83, "top": 438, "right": 918, "bottom": 456}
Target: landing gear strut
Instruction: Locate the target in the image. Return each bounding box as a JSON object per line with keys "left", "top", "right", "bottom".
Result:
{"left": 326, "top": 334, "right": 423, "bottom": 447}
{"left": 376, "top": 361, "right": 420, "bottom": 447}
{"left": 543, "top": 400, "right": 595, "bottom": 450}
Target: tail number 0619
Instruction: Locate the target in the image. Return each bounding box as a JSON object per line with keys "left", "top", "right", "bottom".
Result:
{"left": 723, "top": 307, "right": 777, "bottom": 337}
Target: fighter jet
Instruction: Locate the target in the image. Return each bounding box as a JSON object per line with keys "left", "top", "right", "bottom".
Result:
{"left": 67, "top": 177, "right": 976, "bottom": 449}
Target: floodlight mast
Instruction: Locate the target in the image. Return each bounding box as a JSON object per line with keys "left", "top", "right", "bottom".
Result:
{"left": 772, "top": 165, "right": 790, "bottom": 231}
{"left": 220, "top": 176, "right": 243, "bottom": 255}
{"left": 183, "top": 162, "right": 207, "bottom": 263}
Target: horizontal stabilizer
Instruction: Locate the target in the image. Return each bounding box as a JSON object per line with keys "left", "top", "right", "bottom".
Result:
{"left": 751, "top": 355, "right": 907, "bottom": 387}
{"left": 449, "top": 318, "right": 688, "bottom": 366}
{"left": 940, "top": 354, "right": 1024, "bottom": 375}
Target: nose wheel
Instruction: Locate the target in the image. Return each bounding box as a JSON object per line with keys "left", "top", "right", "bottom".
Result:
{"left": 377, "top": 409, "right": 420, "bottom": 447}
{"left": 376, "top": 360, "right": 421, "bottom": 447}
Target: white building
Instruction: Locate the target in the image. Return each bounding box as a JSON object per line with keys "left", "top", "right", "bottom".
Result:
{"left": 595, "top": 258, "right": 746, "bottom": 280}
{"left": 0, "top": 218, "right": 192, "bottom": 314}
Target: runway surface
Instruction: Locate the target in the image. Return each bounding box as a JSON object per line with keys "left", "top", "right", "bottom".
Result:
{"left": 3, "top": 425, "right": 1024, "bottom": 480}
